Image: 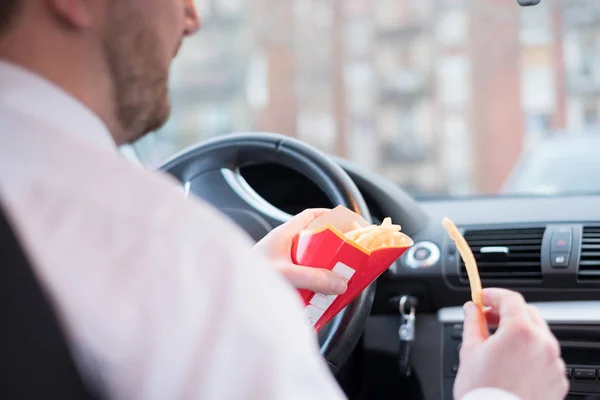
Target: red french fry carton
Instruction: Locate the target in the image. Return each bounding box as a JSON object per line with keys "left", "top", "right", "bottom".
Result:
{"left": 292, "top": 206, "right": 414, "bottom": 332}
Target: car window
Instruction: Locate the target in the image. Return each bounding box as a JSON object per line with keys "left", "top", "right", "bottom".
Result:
{"left": 133, "top": 0, "right": 600, "bottom": 199}
{"left": 503, "top": 136, "right": 600, "bottom": 195}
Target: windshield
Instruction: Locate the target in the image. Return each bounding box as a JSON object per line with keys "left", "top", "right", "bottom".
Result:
{"left": 133, "top": 0, "right": 600, "bottom": 199}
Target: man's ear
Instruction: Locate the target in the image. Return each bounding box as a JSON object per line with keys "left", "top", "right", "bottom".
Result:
{"left": 47, "top": 0, "right": 93, "bottom": 29}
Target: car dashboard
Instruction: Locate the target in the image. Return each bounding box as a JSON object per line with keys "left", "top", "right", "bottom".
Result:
{"left": 409, "top": 195, "right": 600, "bottom": 400}
{"left": 240, "top": 160, "right": 600, "bottom": 400}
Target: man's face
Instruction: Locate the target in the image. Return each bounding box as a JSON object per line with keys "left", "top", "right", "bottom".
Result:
{"left": 102, "top": 0, "right": 200, "bottom": 143}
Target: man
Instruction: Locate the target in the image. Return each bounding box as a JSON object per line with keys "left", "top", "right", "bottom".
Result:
{"left": 0, "top": 1, "right": 568, "bottom": 399}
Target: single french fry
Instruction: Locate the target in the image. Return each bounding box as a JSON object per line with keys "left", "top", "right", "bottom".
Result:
{"left": 442, "top": 217, "right": 483, "bottom": 309}
{"left": 345, "top": 225, "right": 377, "bottom": 240}
{"left": 380, "top": 224, "right": 402, "bottom": 232}
{"left": 382, "top": 217, "right": 392, "bottom": 226}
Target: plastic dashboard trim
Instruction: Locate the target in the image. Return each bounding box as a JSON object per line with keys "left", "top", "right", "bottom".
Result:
{"left": 438, "top": 301, "right": 600, "bottom": 324}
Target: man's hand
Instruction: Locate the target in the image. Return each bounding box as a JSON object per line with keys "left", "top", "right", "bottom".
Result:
{"left": 454, "top": 288, "right": 569, "bottom": 400}
{"left": 253, "top": 209, "right": 348, "bottom": 295}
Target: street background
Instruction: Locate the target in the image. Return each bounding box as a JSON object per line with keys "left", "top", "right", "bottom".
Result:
{"left": 134, "top": 0, "right": 600, "bottom": 197}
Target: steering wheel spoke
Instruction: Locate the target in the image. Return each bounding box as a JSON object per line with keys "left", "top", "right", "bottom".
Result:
{"left": 184, "top": 168, "right": 289, "bottom": 242}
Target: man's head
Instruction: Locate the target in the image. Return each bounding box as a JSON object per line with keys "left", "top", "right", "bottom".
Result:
{"left": 0, "top": 0, "right": 201, "bottom": 144}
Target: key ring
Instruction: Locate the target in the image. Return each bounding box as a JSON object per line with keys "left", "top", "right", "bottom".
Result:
{"left": 399, "top": 295, "right": 408, "bottom": 317}
{"left": 399, "top": 295, "right": 415, "bottom": 317}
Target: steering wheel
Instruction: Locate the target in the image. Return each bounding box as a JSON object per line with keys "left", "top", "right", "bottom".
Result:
{"left": 159, "top": 132, "right": 374, "bottom": 373}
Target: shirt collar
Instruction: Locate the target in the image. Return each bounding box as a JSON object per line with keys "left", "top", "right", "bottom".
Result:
{"left": 0, "top": 61, "right": 116, "bottom": 151}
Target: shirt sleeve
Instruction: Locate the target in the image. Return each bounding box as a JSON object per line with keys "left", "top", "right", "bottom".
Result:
{"left": 1, "top": 103, "right": 346, "bottom": 399}
{"left": 3, "top": 135, "right": 347, "bottom": 400}
{"left": 461, "top": 388, "right": 521, "bottom": 400}
{"left": 170, "top": 208, "right": 348, "bottom": 400}
{"left": 66, "top": 196, "right": 348, "bottom": 400}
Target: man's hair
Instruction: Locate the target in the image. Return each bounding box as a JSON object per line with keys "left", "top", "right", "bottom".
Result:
{"left": 0, "top": 0, "right": 21, "bottom": 36}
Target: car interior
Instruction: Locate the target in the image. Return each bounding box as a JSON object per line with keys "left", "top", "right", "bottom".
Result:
{"left": 3, "top": 0, "right": 600, "bottom": 399}
{"left": 6, "top": 130, "right": 600, "bottom": 400}
{"left": 155, "top": 131, "right": 600, "bottom": 400}
{"left": 151, "top": 1, "right": 600, "bottom": 398}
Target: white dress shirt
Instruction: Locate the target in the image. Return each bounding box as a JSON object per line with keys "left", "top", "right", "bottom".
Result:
{"left": 0, "top": 61, "right": 519, "bottom": 400}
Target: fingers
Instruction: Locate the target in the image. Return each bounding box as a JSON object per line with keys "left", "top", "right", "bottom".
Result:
{"left": 480, "top": 291, "right": 547, "bottom": 329}
{"left": 276, "top": 263, "right": 347, "bottom": 295}
{"left": 270, "top": 209, "right": 331, "bottom": 237}
{"left": 527, "top": 305, "right": 561, "bottom": 360}
{"left": 552, "top": 358, "right": 570, "bottom": 400}
{"left": 463, "top": 289, "right": 534, "bottom": 353}
{"left": 527, "top": 305, "right": 547, "bottom": 328}
{"left": 482, "top": 288, "right": 532, "bottom": 330}
{"left": 258, "top": 209, "right": 330, "bottom": 248}
{"left": 483, "top": 307, "right": 500, "bottom": 327}
{"left": 461, "top": 302, "right": 489, "bottom": 354}
{"left": 474, "top": 305, "right": 544, "bottom": 330}
{"left": 289, "top": 209, "right": 330, "bottom": 230}
{"left": 482, "top": 289, "right": 557, "bottom": 359}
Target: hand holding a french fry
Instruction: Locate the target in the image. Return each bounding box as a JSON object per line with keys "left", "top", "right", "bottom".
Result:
{"left": 442, "top": 218, "right": 567, "bottom": 400}
{"left": 454, "top": 289, "right": 568, "bottom": 400}
{"left": 253, "top": 209, "right": 349, "bottom": 295}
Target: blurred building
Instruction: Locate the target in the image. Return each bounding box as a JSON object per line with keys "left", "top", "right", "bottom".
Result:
{"left": 469, "top": 0, "right": 525, "bottom": 194}
{"left": 519, "top": 0, "right": 561, "bottom": 152}
{"left": 562, "top": 0, "right": 600, "bottom": 131}
{"left": 372, "top": 0, "right": 439, "bottom": 194}
{"left": 252, "top": 0, "right": 298, "bottom": 138}
{"left": 434, "top": 0, "right": 474, "bottom": 195}
{"left": 136, "top": 0, "right": 598, "bottom": 196}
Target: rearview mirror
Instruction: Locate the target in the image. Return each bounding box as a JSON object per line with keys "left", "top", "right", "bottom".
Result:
{"left": 518, "top": 0, "right": 541, "bottom": 5}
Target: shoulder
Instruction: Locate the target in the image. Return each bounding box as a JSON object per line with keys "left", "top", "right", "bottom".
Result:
{"left": 0, "top": 122, "right": 258, "bottom": 284}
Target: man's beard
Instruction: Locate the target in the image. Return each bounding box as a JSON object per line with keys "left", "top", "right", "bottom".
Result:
{"left": 102, "top": 4, "right": 172, "bottom": 143}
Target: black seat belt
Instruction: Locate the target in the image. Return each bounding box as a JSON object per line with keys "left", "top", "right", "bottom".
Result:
{"left": 0, "top": 205, "right": 99, "bottom": 399}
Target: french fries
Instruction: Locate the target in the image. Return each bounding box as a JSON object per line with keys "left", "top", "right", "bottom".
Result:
{"left": 442, "top": 217, "right": 483, "bottom": 309}
{"left": 344, "top": 217, "right": 411, "bottom": 251}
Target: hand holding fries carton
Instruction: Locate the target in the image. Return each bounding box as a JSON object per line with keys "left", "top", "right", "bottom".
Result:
{"left": 292, "top": 206, "right": 414, "bottom": 332}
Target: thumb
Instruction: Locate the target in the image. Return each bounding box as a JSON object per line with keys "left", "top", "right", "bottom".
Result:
{"left": 461, "top": 302, "right": 489, "bottom": 353}
{"left": 255, "top": 209, "right": 329, "bottom": 249}
{"left": 277, "top": 263, "right": 348, "bottom": 295}
{"left": 279, "top": 209, "right": 330, "bottom": 234}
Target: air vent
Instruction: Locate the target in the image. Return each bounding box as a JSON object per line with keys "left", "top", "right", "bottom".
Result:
{"left": 578, "top": 227, "right": 600, "bottom": 280}
{"left": 459, "top": 228, "right": 544, "bottom": 281}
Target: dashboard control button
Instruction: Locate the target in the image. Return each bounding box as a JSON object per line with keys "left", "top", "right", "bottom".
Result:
{"left": 573, "top": 368, "right": 596, "bottom": 380}
{"left": 551, "top": 253, "right": 569, "bottom": 268}
{"left": 403, "top": 241, "right": 441, "bottom": 269}
{"left": 414, "top": 247, "right": 432, "bottom": 261}
{"left": 566, "top": 368, "right": 572, "bottom": 379}
{"left": 451, "top": 364, "right": 459, "bottom": 374}
{"left": 448, "top": 244, "right": 456, "bottom": 255}
{"left": 551, "top": 231, "right": 572, "bottom": 253}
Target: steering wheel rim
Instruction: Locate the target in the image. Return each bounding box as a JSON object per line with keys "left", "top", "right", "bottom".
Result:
{"left": 159, "top": 132, "right": 374, "bottom": 373}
